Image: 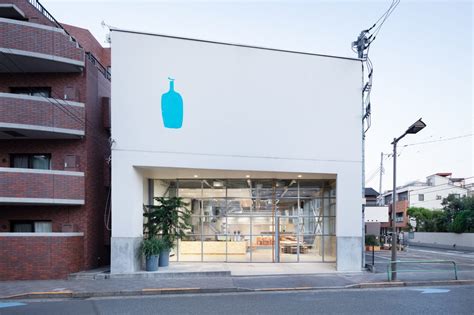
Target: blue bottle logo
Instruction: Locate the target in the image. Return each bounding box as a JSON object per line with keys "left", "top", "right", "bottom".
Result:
{"left": 161, "top": 77, "right": 183, "bottom": 129}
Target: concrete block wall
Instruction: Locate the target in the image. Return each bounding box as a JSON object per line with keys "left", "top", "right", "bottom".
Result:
{"left": 407, "top": 232, "right": 474, "bottom": 251}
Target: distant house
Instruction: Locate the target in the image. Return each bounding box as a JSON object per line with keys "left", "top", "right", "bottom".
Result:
{"left": 365, "top": 187, "right": 379, "bottom": 206}
{"left": 364, "top": 188, "right": 388, "bottom": 236}
{"left": 380, "top": 173, "right": 469, "bottom": 232}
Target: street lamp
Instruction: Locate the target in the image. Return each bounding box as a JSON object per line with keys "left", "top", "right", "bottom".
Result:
{"left": 390, "top": 118, "right": 426, "bottom": 281}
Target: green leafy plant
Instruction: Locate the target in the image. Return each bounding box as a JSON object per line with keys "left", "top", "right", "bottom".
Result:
{"left": 407, "top": 196, "right": 474, "bottom": 233}
{"left": 141, "top": 238, "right": 163, "bottom": 258}
{"left": 365, "top": 234, "right": 379, "bottom": 246}
{"left": 143, "top": 197, "right": 192, "bottom": 250}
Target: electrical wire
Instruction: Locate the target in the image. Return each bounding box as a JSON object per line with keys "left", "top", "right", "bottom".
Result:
{"left": 402, "top": 134, "right": 473, "bottom": 147}
{"left": 372, "top": 1, "right": 400, "bottom": 36}
{"left": 357, "top": 0, "right": 401, "bottom": 135}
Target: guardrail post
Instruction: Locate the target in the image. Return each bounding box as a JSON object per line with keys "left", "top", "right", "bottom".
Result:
{"left": 453, "top": 261, "right": 458, "bottom": 280}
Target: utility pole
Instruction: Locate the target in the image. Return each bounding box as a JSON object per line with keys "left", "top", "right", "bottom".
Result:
{"left": 378, "top": 152, "right": 384, "bottom": 204}
{"left": 353, "top": 30, "right": 370, "bottom": 269}
{"left": 353, "top": 30, "right": 369, "bottom": 58}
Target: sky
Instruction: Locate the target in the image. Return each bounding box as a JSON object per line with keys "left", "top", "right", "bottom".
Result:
{"left": 43, "top": 0, "right": 473, "bottom": 192}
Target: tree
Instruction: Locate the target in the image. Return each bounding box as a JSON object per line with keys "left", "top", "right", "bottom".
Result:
{"left": 143, "top": 197, "right": 192, "bottom": 249}
{"left": 443, "top": 195, "right": 474, "bottom": 233}
{"left": 407, "top": 207, "right": 433, "bottom": 232}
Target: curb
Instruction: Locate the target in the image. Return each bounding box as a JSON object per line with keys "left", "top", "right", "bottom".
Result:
{"left": 2, "top": 279, "right": 474, "bottom": 300}
{"left": 347, "top": 279, "right": 474, "bottom": 289}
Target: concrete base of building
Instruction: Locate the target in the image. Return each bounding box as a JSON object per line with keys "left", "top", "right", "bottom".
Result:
{"left": 336, "top": 236, "right": 363, "bottom": 272}
{"left": 110, "top": 236, "right": 363, "bottom": 274}
{"left": 111, "top": 237, "right": 142, "bottom": 274}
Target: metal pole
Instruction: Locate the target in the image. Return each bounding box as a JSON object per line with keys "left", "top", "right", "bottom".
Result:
{"left": 372, "top": 244, "right": 375, "bottom": 266}
{"left": 391, "top": 138, "right": 398, "bottom": 280}
{"left": 378, "top": 152, "right": 383, "bottom": 205}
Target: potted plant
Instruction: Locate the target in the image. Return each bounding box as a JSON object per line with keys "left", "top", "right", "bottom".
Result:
{"left": 365, "top": 234, "right": 381, "bottom": 251}
{"left": 143, "top": 197, "right": 191, "bottom": 267}
{"left": 141, "top": 238, "right": 163, "bottom": 271}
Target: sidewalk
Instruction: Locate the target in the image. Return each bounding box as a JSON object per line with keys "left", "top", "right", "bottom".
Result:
{"left": 1, "top": 268, "right": 473, "bottom": 300}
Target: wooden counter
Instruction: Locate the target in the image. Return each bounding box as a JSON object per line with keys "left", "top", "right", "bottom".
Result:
{"left": 179, "top": 241, "right": 247, "bottom": 255}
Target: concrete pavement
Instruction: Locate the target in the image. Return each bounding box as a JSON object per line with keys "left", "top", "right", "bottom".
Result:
{"left": 1, "top": 246, "right": 473, "bottom": 300}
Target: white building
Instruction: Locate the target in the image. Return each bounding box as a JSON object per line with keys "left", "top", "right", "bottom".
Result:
{"left": 110, "top": 29, "right": 364, "bottom": 273}
{"left": 382, "top": 173, "right": 468, "bottom": 210}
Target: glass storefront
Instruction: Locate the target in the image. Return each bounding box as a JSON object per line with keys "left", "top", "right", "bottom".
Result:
{"left": 151, "top": 178, "right": 336, "bottom": 263}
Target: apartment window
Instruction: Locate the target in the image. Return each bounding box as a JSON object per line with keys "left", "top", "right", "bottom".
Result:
{"left": 395, "top": 213, "right": 404, "bottom": 222}
{"left": 436, "top": 195, "right": 442, "bottom": 200}
{"left": 418, "top": 194, "right": 424, "bottom": 201}
{"left": 398, "top": 191, "right": 408, "bottom": 201}
{"left": 10, "top": 154, "right": 51, "bottom": 170}
{"left": 449, "top": 193, "right": 461, "bottom": 199}
{"left": 10, "top": 87, "right": 51, "bottom": 97}
{"left": 11, "top": 221, "right": 52, "bottom": 233}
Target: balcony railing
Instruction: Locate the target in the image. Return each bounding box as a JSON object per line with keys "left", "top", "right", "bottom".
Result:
{"left": 28, "top": 0, "right": 82, "bottom": 49}
{"left": 0, "top": 92, "right": 85, "bottom": 139}
{"left": 0, "top": 18, "right": 84, "bottom": 73}
{"left": 28, "top": 0, "right": 111, "bottom": 80}
{"left": 0, "top": 167, "right": 85, "bottom": 205}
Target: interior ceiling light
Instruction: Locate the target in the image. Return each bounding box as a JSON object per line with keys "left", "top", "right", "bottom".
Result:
{"left": 297, "top": 175, "right": 302, "bottom": 178}
{"left": 213, "top": 180, "right": 224, "bottom": 187}
{"left": 193, "top": 174, "right": 199, "bottom": 178}
{"left": 245, "top": 175, "right": 251, "bottom": 178}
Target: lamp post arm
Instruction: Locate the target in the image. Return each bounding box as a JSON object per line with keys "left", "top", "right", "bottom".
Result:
{"left": 392, "top": 132, "right": 407, "bottom": 145}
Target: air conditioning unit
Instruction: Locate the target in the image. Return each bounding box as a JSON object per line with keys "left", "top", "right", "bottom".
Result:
{"left": 61, "top": 224, "right": 76, "bottom": 232}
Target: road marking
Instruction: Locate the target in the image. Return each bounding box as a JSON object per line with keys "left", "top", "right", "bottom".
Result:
{"left": 410, "top": 248, "right": 474, "bottom": 258}
{"left": 411, "top": 288, "right": 450, "bottom": 294}
{"left": 0, "top": 302, "right": 25, "bottom": 309}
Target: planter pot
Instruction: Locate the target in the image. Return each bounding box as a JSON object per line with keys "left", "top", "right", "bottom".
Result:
{"left": 159, "top": 250, "right": 170, "bottom": 267}
{"left": 365, "top": 245, "right": 381, "bottom": 251}
{"left": 145, "top": 255, "right": 159, "bottom": 271}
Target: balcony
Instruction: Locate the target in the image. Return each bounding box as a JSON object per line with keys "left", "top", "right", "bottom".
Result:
{"left": 0, "top": 167, "right": 84, "bottom": 205}
{"left": 0, "top": 92, "right": 85, "bottom": 139}
{"left": 0, "top": 17, "right": 84, "bottom": 73}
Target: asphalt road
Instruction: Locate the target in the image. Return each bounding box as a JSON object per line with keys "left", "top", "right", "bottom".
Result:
{"left": 365, "top": 246, "right": 474, "bottom": 280}
{"left": 1, "top": 285, "right": 473, "bottom": 315}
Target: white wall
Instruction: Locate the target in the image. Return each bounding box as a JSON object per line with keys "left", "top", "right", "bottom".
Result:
{"left": 407, "top": 232, "right": 474, "bottom": 251}
{"left": 408, "top": 185, "right": 468, "bottom": 209}
{"left": 110, "top": 30, "right": 363, "bottom": 272}
{"left": 365, "top": 206, "right": 389, "bottom": 223}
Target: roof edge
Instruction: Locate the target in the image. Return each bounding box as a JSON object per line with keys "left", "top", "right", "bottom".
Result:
{"left": 110, "top": 27, "right": 363, "bottom": 62}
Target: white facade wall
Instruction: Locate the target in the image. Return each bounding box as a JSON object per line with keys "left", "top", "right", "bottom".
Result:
{"left": 110, "top": 30, "right": 363, "bottom": 273}
{"left": 408, "top": 185, "right": 468, "bottom": 210}
{"left": 364, "top": 206, "right": 389, "bottom": 223}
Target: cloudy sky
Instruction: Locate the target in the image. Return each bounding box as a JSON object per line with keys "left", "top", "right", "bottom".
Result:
{"left": 44, "top": 0, "right": 473, "bottom": 192}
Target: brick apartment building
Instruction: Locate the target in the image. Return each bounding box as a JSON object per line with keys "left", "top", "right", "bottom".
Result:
{"left": 0, "top": 0, "right": 111, "bottom": 280}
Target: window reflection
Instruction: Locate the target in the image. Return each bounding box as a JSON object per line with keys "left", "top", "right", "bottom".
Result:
{"left": 151, "top": 178, "right": 336, "bottom": 263}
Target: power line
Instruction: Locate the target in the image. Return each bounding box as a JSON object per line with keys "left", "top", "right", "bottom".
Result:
{"left": 402, "top": 134, "right": 473, "bottom": 147}
{"left": 368, "top": 0, "right": 400, "bottom": 44}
